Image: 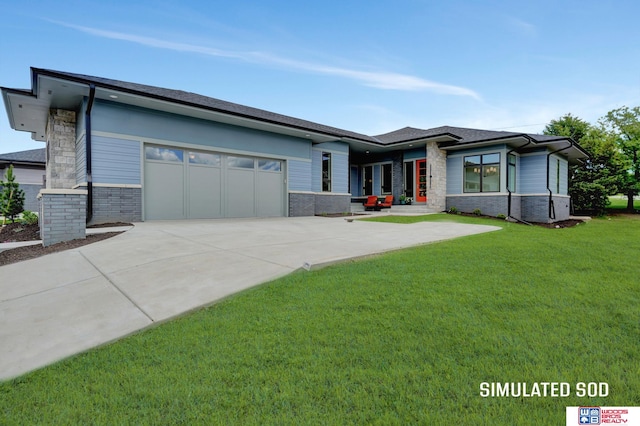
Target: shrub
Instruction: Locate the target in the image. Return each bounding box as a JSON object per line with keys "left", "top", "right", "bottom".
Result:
{"left": 0, "top": 165, "right": 25, "bottom": 223}
{"left": 448, "top": 206, "right": 458, "bottom": 214}
{"left": 472, "top": 208, "right": 482, "bottom": 216}
{"left": 20, "top": 210, "right": 39, "bottom": 226}
{"left": 497, "top": 213, "right": 506, "bottom": 219}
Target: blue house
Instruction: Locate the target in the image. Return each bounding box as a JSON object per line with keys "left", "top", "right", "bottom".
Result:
{"left": 2, "top": 68, "right": 588, "bottom": 234}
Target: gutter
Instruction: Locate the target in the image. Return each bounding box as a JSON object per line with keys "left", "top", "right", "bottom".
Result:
{"left": 546, "top": 139, "right": 573, "bottom": 220}
{"left": 85, "top": 84, "right": 96, "bottom": 223}
{"left": 506, "top": 138, "right": 533, "bottom": 220}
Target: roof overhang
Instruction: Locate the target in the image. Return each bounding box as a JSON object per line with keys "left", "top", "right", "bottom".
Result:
{"left": 345, "top": 134, "right": 459, "bottom": 157}
{"left": 441, "top": 134, "right": 588, "bottom": 163}
{"left": 2, "top": 69, "right": 361, "bottom": 144}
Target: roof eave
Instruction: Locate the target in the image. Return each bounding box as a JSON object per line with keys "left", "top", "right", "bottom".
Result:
{"left": 31, "top": 68, "right": 379, "bottom": 144}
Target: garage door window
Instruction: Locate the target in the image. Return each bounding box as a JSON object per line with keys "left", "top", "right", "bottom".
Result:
{"left": 228, "top": 156, "right": 254, "bottom": 169}
{"left": 258, "top": 160, "right": 281, "bottom": 172}
{"left": 189, "top": 152, "right": 221, "bottom": 166}
{"left": 145, "top": 146, "right": 183, "bottom": 162}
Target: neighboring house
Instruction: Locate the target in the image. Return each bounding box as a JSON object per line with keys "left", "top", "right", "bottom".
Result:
{"left": 0, "top": 148, "right": 45, "bottom": 212}
{"left": 2, "top": 68, "right": 588, "bottom": 227}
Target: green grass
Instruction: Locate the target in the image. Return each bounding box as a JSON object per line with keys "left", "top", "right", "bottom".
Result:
{"left": 608, "top": 195, "right": 640, "bottom": 210}
{"left": 1, "top": 215, "right": 639, "bottom": 425}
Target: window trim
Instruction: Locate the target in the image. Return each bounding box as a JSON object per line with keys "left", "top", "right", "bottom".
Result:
{"left": 463, "top": 153, "right": 501, "bottom": 193}
{"left": 322, "top": 151, "right": 331, "bottom": 192}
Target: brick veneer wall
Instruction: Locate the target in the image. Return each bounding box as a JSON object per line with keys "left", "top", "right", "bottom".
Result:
{"left": 90, "top": 186, "right": 142, "bottom": 225}
{"left": 39, "top": 190, "right": 87, "bottom": 247}
{"left": 289, "top": 192, "right": 351, "bottom": 216}
{"left": 446, "top": 195, "right": 509, "bottom": 217}
{"left": 521, "top": 195, "right": 570, "bottom": 223}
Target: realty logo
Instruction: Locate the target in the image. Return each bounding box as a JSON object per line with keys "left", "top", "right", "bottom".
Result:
{"left": 579, "top": 407, "right": 601, "bottom": 425}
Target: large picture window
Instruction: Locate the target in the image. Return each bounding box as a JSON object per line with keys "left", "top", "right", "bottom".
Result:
{"left": 322, "top": 152, "right": 331, "bottom": 192}
{"left": 464, "top": 153, "right": 500, "bottom": 193}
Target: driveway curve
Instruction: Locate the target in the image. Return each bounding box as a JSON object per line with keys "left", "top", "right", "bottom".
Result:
{"left": 0, "top": 216, "right": 500, "bottom": 380}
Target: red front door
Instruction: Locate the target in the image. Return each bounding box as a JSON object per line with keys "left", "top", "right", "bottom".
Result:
{"left": 416, "top": 159, "right": 427, "bottom": 202}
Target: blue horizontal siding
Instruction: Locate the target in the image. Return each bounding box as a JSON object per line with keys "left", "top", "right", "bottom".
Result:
{"left": 520, "top": 154, "right": 547, "bottom": 194}
{"left": 311, "top": 150, "right": 322, "bottom": 192}
{"left": 332, "top": 152, "right": 349, "bottom": 193}
{"left": 288, "top": 160, "right": 312, "bottom": 192}
{"left": 92, "top": 101, "right": 311, "bottom": 160}
{"left": 311, "top": 149, "right": 348, "bottom": 193}
{"left": 93, "top": 136, "right": 141, "bottom": 184}
{"left": 446, "top": 157, "right": 462, "bottom": 194}
{"left": 559, "top": 158, "right": 568, "bottom": 195}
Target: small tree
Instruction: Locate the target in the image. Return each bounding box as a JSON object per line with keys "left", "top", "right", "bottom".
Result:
{"left": 601, "top": 106, "right": 640, "bottom": 211}
{"left": 0, "top": 165, "right": 26, "bottom": 224}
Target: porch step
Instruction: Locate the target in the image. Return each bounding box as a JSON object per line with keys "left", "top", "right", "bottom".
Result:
{"left": 350, "top": 203, "right": 437, "bottom": 215}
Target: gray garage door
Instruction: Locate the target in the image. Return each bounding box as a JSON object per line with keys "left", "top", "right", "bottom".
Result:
{"left": 144, "top": 146, "right": 284, "bottom": 220}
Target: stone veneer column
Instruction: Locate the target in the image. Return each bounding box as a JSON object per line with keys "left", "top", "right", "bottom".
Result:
{"left": 46, "top": 109, "right": 76, "bottom": 189}
{"left": 426, "top": 141, "right": 447, "bottom": 211}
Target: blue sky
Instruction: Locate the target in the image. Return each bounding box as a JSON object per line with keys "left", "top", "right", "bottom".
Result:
{"left": 1, "top": 0, "right": 639, "bottom": 154}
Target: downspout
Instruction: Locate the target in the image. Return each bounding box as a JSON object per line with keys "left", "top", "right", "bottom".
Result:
{"left": 546, "top": 140, "right": 573, "bottom": 221}
{"left": 506, "top": 138, "right": 533, "bottom": 221}
{"left": 85, "top": 84, "right": 96, "bottom": 223}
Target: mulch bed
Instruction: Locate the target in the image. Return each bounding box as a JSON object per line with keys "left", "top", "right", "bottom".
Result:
{"left": 0, "top": 222, "right": 131, "bottom": 267}
{"left": 0, "top": 223, "right": 41, "bottom": 242}
{"left": 452, "top": 212, "right": 584, "bottom": 228}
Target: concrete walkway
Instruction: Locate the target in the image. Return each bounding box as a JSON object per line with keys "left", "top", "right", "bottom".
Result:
{"left": 0, "top": 216, "right": 500, "bottom": 381}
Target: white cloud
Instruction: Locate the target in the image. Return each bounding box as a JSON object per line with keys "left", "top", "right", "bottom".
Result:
{"left": 55, "top": 21, "right": 480, "bottom": 100}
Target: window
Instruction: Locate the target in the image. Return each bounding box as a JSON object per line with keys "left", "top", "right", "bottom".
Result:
{"left": 189, "top": 151, "right": 221, "bottom": 166}
{"left": 145, "top": 146, "right": 183, "bottom": 162}
{"left": 227, "top": 156, "right": 254, "bottom": 169}
{"left": 258, "top": 160, "right": 281, "bottom": 172}
{"left": 381, "top": 163, "right": 392, "bottom": 194}
{"left": 507, "top": 154, "right": 516, "bottom": 192}
{"left": 322, "top": 152, "right": 331, "bottom": 192}
{"left": 464, "top": 153, "right": 500, "bottom": 193}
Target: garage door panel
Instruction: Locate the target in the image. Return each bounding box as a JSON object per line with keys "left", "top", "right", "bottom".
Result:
{"left": 145, "top": 146, "right": 285, "bottom": 220}
{"left": 227, "top": 168, "right": 255, "bottom": 218}
{"left": 189, "top": 166, "right": 222, "bottom": 219}
{"left": 145, "top": 161, "right": 185, "bottom": 220}
{"left": 257, "top": 171, "right": 283, "bottom": 217}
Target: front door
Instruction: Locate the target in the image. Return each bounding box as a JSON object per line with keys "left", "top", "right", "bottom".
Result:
{"left": 363, "top": 165, "right": 373, "bottom": 195}
{"left": 416, "top": 159, "right": 427, "bottom": 202}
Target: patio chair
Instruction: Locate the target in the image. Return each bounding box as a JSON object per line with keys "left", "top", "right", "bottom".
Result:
{"left": 363, "top": 195, "right": 380, "bottom": 210}
{"left": 379, "top": 195, "right": 394, "bottom": 209}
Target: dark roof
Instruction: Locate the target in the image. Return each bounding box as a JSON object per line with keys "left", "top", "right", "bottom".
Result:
{"left": 6, "top": 68, "right": 585, "bottom": 159}
{"left": 34, "top": 68, "right": 381, "bottom": 144}
{"left": 374, "top": 127, "right": 461, "bottom": 144}
{"left": 0, "top": 148, "right": 45, "bottom": 164}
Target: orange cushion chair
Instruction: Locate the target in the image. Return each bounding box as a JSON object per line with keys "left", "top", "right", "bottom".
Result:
{"left": 363, "top": 195, "right": 379, "bottom": 210}
{"left": 379, "top": 195, "right": 393, "bottom": 208}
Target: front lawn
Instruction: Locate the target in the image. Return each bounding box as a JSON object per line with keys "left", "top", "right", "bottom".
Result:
{"left": 1, "top": 214, "right": 638, "bottom": 425}
{"left": 608, "top": 195, "right": 640, "bottom": 211}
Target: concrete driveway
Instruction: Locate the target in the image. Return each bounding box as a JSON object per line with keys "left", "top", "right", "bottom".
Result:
{"left": 0, "top": 216, "right": 500, "bottom": 380}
